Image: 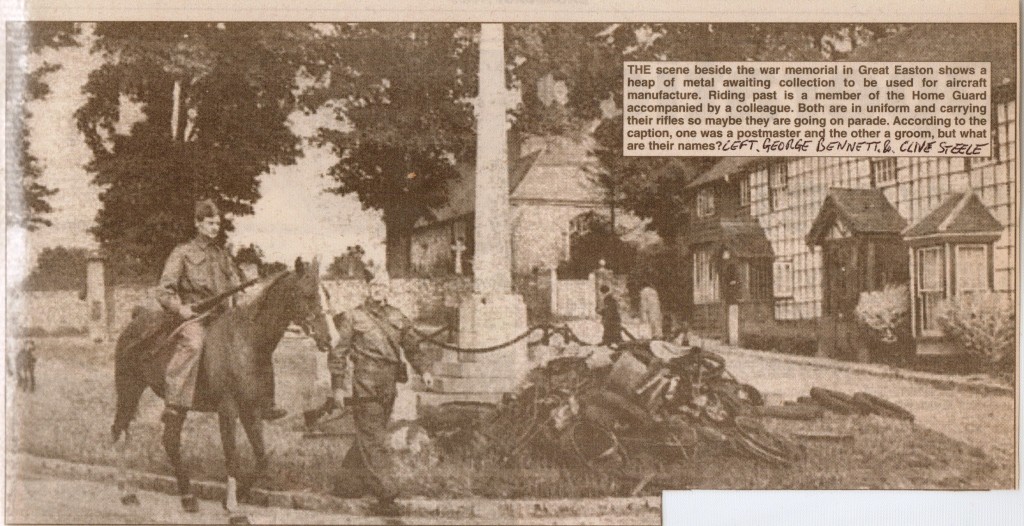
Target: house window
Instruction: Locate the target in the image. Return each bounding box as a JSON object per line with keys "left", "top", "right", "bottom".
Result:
{"left": 956, "top": 245, "right": 988, "bottom": 294}
{"left": 871, "top": 158, "right": 898, "bottom": 186}
{"left": 917, "top": 247, "right": 944, "bottom": 333}
{"left": 696, "top": 188, "right": 716, "bottom": 218}
{"left": 738, "top": 176, "right": 750, "bottom": 207}
{"left": 768, "top": 163, "right": 788, "bottom": 211}
{"left": 772, "top": 259, "right": 793, "bottom": 298}
{"left": 744, "top": 260, "right": 772, "bottom": 300}
{"left": 693, "top": 248, "right": 719, "bottom": 304}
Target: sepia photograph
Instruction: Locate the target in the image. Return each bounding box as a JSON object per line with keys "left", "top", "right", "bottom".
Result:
{"left": 3, "top": 9, "right": 1020, "bottom": 524}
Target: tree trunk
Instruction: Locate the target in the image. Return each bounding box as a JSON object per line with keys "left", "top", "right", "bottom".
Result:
{"left": 384, "top": 215, "right": 413, "bottom": 278}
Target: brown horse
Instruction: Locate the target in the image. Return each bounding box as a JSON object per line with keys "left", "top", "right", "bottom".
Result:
{"left": 110, "top": 258, "right": 336, "bottom": 523}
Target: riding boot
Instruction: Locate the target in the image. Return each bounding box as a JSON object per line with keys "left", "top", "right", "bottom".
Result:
{"left": 303, "top": 397, "right": 336, "bottom": 428}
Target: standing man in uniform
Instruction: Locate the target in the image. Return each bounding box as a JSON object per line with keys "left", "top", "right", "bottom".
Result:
{"left": 639, "top": 280, "right": 664, "bottom": 341}
{"left": 326, "top": 268, "right": 436, "bottom": 516}
{"left": 157, "top": 199, "right": 286, "bottom": 424}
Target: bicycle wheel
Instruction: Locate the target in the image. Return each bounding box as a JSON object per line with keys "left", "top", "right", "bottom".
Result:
{"left": 732, "top": 416, "right": 806, "bottom": 466}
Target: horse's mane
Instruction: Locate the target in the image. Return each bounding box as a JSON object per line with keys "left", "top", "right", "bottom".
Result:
{"left": 231, "top": 271, "right": 291, "bottom": 322}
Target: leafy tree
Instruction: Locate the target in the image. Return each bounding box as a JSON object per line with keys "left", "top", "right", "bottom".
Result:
{"left": 5, "top": 22, "right": 79, "bottom": 230}
{"left": 326, "top": 245, "right": 369, "bottom": 280}
{"left": 75, "top": 23, "right": 315, "bottom": 277}
{"left": 234, "top": 243, "right": 265, "bottom": 266}
{"left": 260, "top": 261, "right": 288, "bottom": 277}
{"left": 23, "top": 246, "right": 90, "bottom": 291}
{"left": 302, "top": 24, "right": 477, "bottom": 277}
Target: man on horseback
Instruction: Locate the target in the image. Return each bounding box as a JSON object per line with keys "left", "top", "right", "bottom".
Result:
{"left": 327, "top": 267, "right": 436, "bottom": 516}
{"left": 157, "top": 199, "right": 287, "bottom": 424}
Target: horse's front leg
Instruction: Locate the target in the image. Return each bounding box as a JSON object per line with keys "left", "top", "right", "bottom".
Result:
{"left": 238, "top": 404, "right": 268, "bottom": 494}
{"left": 219, "top": 402, "right": 249, "bottom": 524}
{"left": 161, "top": 412, "right": 198, "bottom": 513}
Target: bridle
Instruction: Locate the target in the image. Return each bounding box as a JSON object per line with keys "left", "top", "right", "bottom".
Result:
{"left": 296, "top": 282, "right": 340, "bottom": 352}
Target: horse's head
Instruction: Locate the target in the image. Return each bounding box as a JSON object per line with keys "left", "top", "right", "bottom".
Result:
{"left": 289, "top": 257, "right": 338, "bottom": 353}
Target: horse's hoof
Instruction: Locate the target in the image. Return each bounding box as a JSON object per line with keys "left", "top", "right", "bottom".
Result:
{"left": 120, "top": 494, "right": 139, "bottom": 506}
{"left": 229, "top": 515, "right": 250, "bottom": 524}
{"left": 181, "top": 494, "right": 199, "bottom": 513}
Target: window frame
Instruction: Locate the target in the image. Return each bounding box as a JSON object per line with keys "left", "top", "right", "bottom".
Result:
{"left": 768, "top": 163, "right": 788, "bottom": 211}
{"left": 696, "top": 187, "right": 717, "bottom": 218}
{"left": 955, "top": 244, "right": 989, "bottom": 294}
{"left": 738, "top": 175, "right": 751, "bottom": 207}
{"left": 693, "top": 247, "right": 719, "bottom": 304}
{"left": 917, "top": 246, "right": 944, "bottom": 293}
{"left": 870, "top": 157, "right": 898, "bottom": 186}
{"left": 772, "top": 258, "right": 794, "bottom": 298}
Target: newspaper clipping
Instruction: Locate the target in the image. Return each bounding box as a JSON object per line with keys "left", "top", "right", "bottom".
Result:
{"left": 3, "top": 2, "right": 1020, "bottom": 524}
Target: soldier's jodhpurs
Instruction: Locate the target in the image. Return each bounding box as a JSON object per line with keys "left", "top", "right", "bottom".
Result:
{"left": 165, "top": 319, "right": 206, "bottom": 409}
{"left": 341, "top": 357, "right": 402, "bottom": 501}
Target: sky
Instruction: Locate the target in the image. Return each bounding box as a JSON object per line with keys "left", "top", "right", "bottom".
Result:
{"left": 6, "top": 34, "right": 386, "bottom": 280}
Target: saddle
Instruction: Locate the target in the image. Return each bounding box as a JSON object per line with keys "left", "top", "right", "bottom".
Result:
{"left": 121, "top": 307, "right": 215, "bottom": 409}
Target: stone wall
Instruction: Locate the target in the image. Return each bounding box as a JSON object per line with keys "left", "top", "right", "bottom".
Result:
{"left": 322, "top": 277, "right": 473, "bottom": 322}
{"left": 11, "top": 273, "right": 637, "bottom": 336}
{"left": 10, "top": 286, "right": 158, "bottom": 336}
{"left": 10, "top": 277, "right": 477, "bottom": 337}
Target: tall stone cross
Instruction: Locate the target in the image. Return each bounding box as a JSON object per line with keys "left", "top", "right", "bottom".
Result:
{"left": 422, "top": 23, "right": 529, "bottom": 409}
{"left": 473, "top": 22, "right": 513, "bottom": 294}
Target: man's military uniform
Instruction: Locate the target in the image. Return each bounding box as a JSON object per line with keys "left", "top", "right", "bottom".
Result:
{"left": 329, "top": 298, "right": 434, "bottom": 503}
{"left": 157, "top": 234, "right": 241, "bottom": 411}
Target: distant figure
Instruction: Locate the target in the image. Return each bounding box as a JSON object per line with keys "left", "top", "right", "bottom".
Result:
{"left": 16, "top": 340, "right": 37, "bottom": 392}
{"left": 639, "top": 282, "right": 663, "bottom": 340}
{"left": 598, "top": 285, "right": 622, "bottom": 346}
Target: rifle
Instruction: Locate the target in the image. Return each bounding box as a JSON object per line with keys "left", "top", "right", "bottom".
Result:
{"left": 189, "top": 277, "right": 261, "bottom": 317}
{"left": 163, "top": 277, "right": 263, "bottom": 340}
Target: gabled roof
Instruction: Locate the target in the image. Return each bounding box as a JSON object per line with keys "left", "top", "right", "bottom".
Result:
{"left": 418, "top": 150, "right": 543, "bottom": 226}
{"left": 685, "top": 157, "right": 761, "bottom": 190}
{"left": 903, "top": 192, "right": 1003, "bottom": 240}
{"left": 844, "top": 24, "right": 1016, "bottom": 90}
{"left": 416, "top": 136, "right": 602, "bottom": 227}
{"left": 807, "top": 188, "right": 907, "bottom": 245}
{"left": 689, "top": 217, "right": 774, "bottom": 258}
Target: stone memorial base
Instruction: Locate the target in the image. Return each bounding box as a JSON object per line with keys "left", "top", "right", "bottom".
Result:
{"left": 418, "top": 292, "right": 528, "bottom": 411}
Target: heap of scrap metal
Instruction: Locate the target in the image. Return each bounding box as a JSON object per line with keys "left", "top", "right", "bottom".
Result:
{"left": 418, "top": 339, "right": 807, "bottom": 469}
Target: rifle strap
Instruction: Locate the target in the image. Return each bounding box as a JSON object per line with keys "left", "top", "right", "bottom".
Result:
{"left": 363, "top": 308, "right": 411, "bottom": 370}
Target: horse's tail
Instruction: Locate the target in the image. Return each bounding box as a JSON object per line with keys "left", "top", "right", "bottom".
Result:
{"left": 111, "top": 319, "right": 150, "bottom": 441}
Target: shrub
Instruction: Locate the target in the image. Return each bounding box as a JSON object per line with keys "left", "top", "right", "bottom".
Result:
{"left": 855, "top": 283, "right": 910, "bottom": 344}
{"left": 937, "top": 292, "right": 1015, "bottom": 377}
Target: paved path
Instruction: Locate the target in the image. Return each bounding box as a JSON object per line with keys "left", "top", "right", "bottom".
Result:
{"left": 5, "top": 472, "right": 658, "bottom": 525}
{"left": 712, "top": 346, "right": 1017, "bottom": 466}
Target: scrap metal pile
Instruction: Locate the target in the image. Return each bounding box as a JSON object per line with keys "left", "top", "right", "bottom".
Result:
{"left": 418, "top": 339, "right": 808, "bottom": 471}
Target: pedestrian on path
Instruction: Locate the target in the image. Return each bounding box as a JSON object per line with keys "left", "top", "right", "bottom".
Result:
{"left": 639, "top": 281, "right": 663, "bottom": 340}
{"left": 598, "top": 285, "right": 622, "bottom": 346}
